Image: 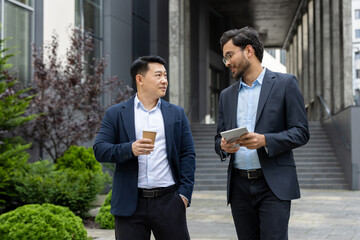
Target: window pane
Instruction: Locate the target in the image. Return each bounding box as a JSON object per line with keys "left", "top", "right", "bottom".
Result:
{"left": 356, "top": 69, "right": 360, "bottom": 79}
{"left": 356, "top": 10, "right": 360, "bottom": 19}
{"left": 280, "top": 49, "right": 286, "bottom": 65}
{"left": 266, "top": 49, "right": 276, "bottom": 58}
{"left": 75, "top": 0, "right": 81, "bottom": 27}
{"left": 4, "top": 2, "right": 32, "bottom": 86}
{"left": 356, "top": 52, "right": 360, "bottom": 60}
{"left": 356, "top": 30, "right": 360, "bottom": 38}
{"left": 85, "top": 38, "right": 102, "bottom": 74}
{"left": 13, "top": 0, "right": 33, "bottom": 7}
{"left": 84, "top": 0, "right": 102, "bottom": 37}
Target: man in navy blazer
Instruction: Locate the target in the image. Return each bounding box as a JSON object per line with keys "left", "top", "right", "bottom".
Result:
{"left": 215, "top": 27, "right": 309, "bottom": 240}
{"left": 94, "top": 56, "right": 195, "bottom": 240}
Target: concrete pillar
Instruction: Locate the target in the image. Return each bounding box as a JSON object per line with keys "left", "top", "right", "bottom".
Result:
{"left": 343, "top": 0, "right": 354, "bottom": 107}
{"left": 322, "top": 0, "right": 332, "bottom": 113}
{"left": 308, "top": 1, "right": 316, "bottom": 120}
{"left": 293, "top": 33, "right": 298, "bottom": 80}
{"left": 198, "top": 0, "right": 209, "bottom": 123}
{"left": 302, "top": 12, "right": 309, "bottom": 105}
{"left": 314, "top": 0, "right": 323, "bottom": 120}
{"left": 169, "top": 0, "right": 191, "bottom": 111}
{"left": 287, "top": 42, "right": 293, "bottom": 74}
{"left": 331, "top": 0, "right": 342, "bottom": 113}
{"left": 297, "top": 24, "right": 303, "bottom": 93}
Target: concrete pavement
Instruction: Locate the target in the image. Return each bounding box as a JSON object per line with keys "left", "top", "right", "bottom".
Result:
{"left": 86, "top": 189, "right": 360, "bottom": 240}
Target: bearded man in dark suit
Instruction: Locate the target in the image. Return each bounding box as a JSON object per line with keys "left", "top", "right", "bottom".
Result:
{"left": 215, "top": 27, "right": 310, "bottom": 240}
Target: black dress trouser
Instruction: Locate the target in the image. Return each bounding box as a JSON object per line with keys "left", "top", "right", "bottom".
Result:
{"left": 230, "top": 172, "right": 291, "bottom": 240}
{"left": 114, "top": 190, "right": 190, "bottom": 240}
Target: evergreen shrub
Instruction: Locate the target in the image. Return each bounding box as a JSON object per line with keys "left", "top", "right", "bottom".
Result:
{"left": 0, "top": 203, "right": 88, "bottom": 240}
{"left": 95, "top": 190, "right": 114, "bottom": 229}
{"left": 13, "top": 147, "right": 108, "bottom": 218}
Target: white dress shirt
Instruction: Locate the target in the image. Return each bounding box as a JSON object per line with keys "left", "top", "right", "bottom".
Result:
{"left": 234, "top": 68, "right": 266, "bottom": 170}
{"left": 134, "top": 95, "right": 175, "bottom": 189}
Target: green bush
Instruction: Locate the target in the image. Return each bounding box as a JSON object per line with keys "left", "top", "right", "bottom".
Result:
{"left": 56, "top": 146, "right": 102, "bottom": 173}
{"left": 56, "top": 145, "right": 111, "bottom": 194}
{"left": 12, "top": 158, "right": 106, "bottom": 218}
{"left": 0, "top": 203, "right": 88, "bottom": 240}
{"left": 0, "top": 36, "right": 37, "bottom": 212}
{"left": 95, "top": 190, "right": 114, "bottom": 229}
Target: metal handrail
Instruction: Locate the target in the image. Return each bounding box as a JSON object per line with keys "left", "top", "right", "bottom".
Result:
{"left": 316, "top": 93, "right": 350, "bottom": 149}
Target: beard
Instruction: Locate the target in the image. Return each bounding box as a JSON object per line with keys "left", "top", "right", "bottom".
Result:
{"left": 232, "top": 59, "right": 250, "bottom": 80}
{"left": 231, "top": 51, "right": 251, "bottom": 80}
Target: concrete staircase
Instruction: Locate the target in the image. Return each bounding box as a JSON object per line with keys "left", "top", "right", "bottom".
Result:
{"left": 294, "top": 121, "right": 348, "bottom": 189}
{"left": 191, "top": 122, "right": 348, "bottom": 191}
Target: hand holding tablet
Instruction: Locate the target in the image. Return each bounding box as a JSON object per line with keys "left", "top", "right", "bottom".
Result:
{"left": 220, "top": 126, "right": 248, "bottom": 143}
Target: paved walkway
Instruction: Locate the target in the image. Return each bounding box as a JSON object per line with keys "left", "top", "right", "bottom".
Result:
{"left": 86, "top": 189, "right": 360, "bottom": 240}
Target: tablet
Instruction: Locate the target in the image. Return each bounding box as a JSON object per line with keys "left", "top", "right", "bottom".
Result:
{"left": 220, "top": 126, "right": 248, "bottom": 143}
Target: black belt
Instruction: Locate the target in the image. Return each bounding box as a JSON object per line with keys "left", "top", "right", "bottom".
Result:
{"left": 234, "top": 168, "right": 263, "bottom": 179}
{"left": 138, "top": 185, "right": 177, "bottom": 198}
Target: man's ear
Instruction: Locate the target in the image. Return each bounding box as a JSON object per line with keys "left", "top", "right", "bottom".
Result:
{"left": 246, "top": 45, "right": 253, "bottom": 57}
{"left": 136, "top": 74, "right": 143, "bottom": 86}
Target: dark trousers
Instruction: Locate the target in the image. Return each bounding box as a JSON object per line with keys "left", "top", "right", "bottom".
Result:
{"left": 230, "top": 172, "right": 291, "bottom": 240}
{"left": 114, "top": 191, "right": 190, "bottom": 240}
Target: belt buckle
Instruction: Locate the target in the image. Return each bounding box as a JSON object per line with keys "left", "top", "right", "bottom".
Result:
{"left": 247, "top": 170, "right": 257, "bottom": 179}
{"left": 144, "top": 189, "right": 156, "bottom": 198}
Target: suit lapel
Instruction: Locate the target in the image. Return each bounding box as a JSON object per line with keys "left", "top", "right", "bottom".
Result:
{"left": 120, "top": 96, "right": 136, "bottom": 141}
{"left": 229, "top": 81, "right": 240, "bottom": 129}
{"left": 160, "top": 99, "right": 173, "bottom": 161}
{"left": 255, "top": 69, "right": 276, "bottom": 125}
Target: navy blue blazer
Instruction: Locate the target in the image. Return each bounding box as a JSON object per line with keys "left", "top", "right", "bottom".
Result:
{"left": 94, "top": 96, "right": 196, "bottom": 216}
{"left": 215, "top": 69, "right": 310, "bottom": 202}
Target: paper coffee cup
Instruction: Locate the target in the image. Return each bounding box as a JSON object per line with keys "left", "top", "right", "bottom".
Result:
{"left": 142, "top": 129, "right": 157, "bottom": 145}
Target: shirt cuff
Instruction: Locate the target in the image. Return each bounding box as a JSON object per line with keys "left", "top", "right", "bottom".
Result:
{"left": 264, "top": 146, "right": 269, "bottom": 154}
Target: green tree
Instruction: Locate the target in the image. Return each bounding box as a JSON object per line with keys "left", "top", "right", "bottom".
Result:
{"left": 0, "top": 37, "right": 37, "bottom": 212}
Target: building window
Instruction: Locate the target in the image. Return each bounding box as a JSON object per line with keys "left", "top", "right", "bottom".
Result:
{"left": 2, "top": 0, "right": 34, "bottom": 87}
{"left": 356, "top": 69, "right": 360, "bottom": 79}
{"left": 355, "top": 10, "right": 360, "bottom": 19}
{"left": 280, "top": 49, "right": 286, "bottom": 65}
{"left": 356, "top": 52, "right": 360, "bottom": 60}
{"left": 75, "top": 0, "right": 103, "bottom": 66}
{"left": 265, "top": 49, "right": 276, "bottom": 58}
{"left": 356, "top": 29, "right": 360, "bottom": 39}
{"left": 132, "top": 0, "right": 150, "bottom": 59}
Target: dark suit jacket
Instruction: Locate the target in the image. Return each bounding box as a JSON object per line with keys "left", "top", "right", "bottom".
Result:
{"left": 215, "top": 69, "right": 310, "bottom": 202}
{"left": 94, "top": 96, "right": 196, "bottom": 216}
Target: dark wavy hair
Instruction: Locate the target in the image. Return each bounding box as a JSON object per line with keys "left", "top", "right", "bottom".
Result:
{"left": 130, "top": 55, "right": 166, "bottom": 82}
{"left": 220, "top": 26, "right": 264, "bottom": 62}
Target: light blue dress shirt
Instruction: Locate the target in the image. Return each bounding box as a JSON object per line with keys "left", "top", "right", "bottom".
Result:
{"left": 234, "top": 68, "right": 266, "bottom": 170}
{"left": 134, "top": 95, "right": 175, "bottom": 188}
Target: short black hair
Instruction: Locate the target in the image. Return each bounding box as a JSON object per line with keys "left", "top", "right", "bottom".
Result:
{"left": 220, "top": 26, "right": 264, "bottom": 62}
{"left": 130, "top": 55, "right": 166, "bottom": 82}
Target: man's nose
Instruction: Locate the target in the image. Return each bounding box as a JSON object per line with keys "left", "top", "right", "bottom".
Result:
{"left": 161, "top": 77, "right": 167, "bottom": 83}
{"left": 225, "top": 61, "right": 231, "bottom": 68}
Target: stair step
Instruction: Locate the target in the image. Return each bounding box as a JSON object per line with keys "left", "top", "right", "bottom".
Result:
{"left": 190, "top": 122, "right": 348, "bottom": 190}
{"left": 194, "top": 185, "right": 227, "bottom": 190}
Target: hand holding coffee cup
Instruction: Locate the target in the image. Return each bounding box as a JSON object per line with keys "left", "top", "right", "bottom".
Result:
{"left": 142, "top": 129, "right": 157, "bottom": 145}
{"left": 131, "top": 129, "right": 157, "bottom": 156}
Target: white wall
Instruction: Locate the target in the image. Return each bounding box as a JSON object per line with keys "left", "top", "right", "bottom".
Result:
{"left": 43, "top": 0, "right": 75, "bottom": 59}
{"left": 262, "top": 49, "right": 286, "bottom": 73}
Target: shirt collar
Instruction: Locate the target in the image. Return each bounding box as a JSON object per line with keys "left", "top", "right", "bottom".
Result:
{"left": 134, "top": 94, "right": 161, "bottom": 111}
{"left": 238, "top": 67, "right": 267, "bottom": 91}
